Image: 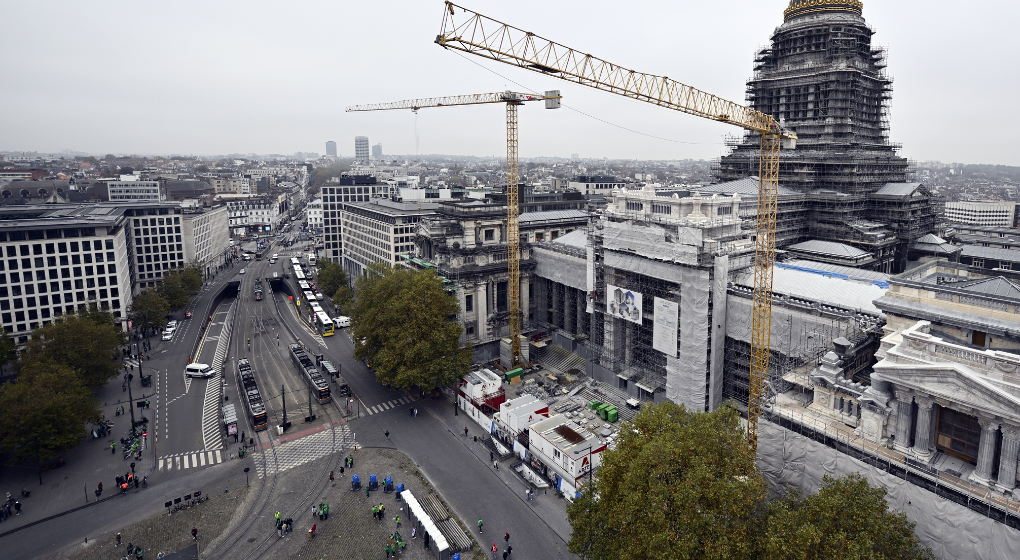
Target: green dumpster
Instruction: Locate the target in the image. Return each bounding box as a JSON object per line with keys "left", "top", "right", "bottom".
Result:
{"left": 589, "top": 400, "right": 602, "bottom": 411}
{"left": 505, "top": 368, "right": 524, "bottom": 383}
{"left": 607, "top": 407, "right": 619, "bottom": 423}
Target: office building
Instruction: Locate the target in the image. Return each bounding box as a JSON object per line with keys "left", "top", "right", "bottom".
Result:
{"left": 355, "top": 136, "right": 369, "bottom": 162}
{"left": 372, "top": 144, "right": 383, "bottom": 158}
{"left": 181, "top": 204, "right": 230, "bottom": 276}
{"left": 568, "top": 176, "right": 625, "bottom": 198}
{"left": 108, "top": 179, "right": 164, "bottom": 202}
{"left": 320, "top": 175, "right": 388, "bottom": 262}
{"left": 326, "top": 141, "right": 337, "bottom": 158}
{"left": 340, "top": 198, "right": 436, "bottom": 280}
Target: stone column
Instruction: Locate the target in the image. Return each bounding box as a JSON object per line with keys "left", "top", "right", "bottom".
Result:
{"left": 476, "top": 283, "right": 487, "bottom": 340}
{"left": 564, "top": 288, "right": 575, "bottom": 334}
{"left": 911, "top": 396, "right": 935, "bottom": 459}
{"left": 519, "top": 274, "right": 530, "bottom": 327}
{"left": 973, "top": 418, "right": 1001, "bottom": 487}
{"left": 576, "top": 289, "right": 585, "bottom": 336}
{"left": 893, "top": 390, "right": 914, "bottom": 452}
{"left": 997, "top": 425, "right": 1020, "bottom": 494}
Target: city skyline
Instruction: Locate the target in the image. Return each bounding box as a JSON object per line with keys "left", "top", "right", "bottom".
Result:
{"left": 1, "top": 1, "right": 1017, "bottom": 165}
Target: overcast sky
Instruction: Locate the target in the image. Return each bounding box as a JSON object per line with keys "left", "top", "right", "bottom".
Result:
{"left": 2, "top": 1, "right": 1016, "bottom": 165}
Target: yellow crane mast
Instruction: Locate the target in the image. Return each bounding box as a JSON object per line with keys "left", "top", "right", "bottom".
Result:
{"left": 346, "top": 90, "right": 561, "bottom": 368}
{"left": 434, "top": 1, "right": 795, "bottom": 451}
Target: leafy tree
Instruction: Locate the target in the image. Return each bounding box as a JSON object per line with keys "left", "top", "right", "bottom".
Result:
{"left": 349, "top": 263, "right": 470, "bottom": 391}
{"left": 20, "top": 307, "right": 127, "bottom": 391}
{"left": 567, "top": 402, "right": 765, "bottom": 560}
{"left": 0, "top": 360, "right": 101, "bottom": 463}
{"left": 195, "top": 164, "right": 210, "bottom": 173}
{"left": 159, "top": 264, "right": 203, "bottom": 310}
{"left": 332, "top": 283, "right": 354, "bottom": 315}
{"left": 761, "top": 473, "right": 934, "bottom": 559}
{"left": 317, "top": 260, "right": 348, "bottom": 298}
{"left": 130, "top": 289, "right": 170, "bottom": 332}
{"left": 83, "top": 156, "right": 99, "bottom": 166}
{"left": 118, "top": 166, "right": 134, "bottom": 175}
{"left": 0, "top": 333, "right": 16, "bottom": 369}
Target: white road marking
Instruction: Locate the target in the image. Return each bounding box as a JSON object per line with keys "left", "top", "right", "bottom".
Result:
{"left": 215, "top": 450, "right": 222, "bottom": 463}
{"left": 183, "top": 455, "right": 190, "bottom": 469}
{"left": 200, "top": 453, "right": 206, "bottom": 467}
{"left": 159, "top": 459, "right": 164, "bottom": 471}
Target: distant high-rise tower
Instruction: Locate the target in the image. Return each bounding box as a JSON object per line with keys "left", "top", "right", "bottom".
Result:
{"left": 355, "top": 137, "right": 369, "bottom": 162}
{"left": 326, "top": 141, "right": 337, "bottom": 158}
{"left": 717, "top": 0, "right": 938, "bottom": 273}
{"left": 372, "top": 144, "right": 382, "bottom": 158}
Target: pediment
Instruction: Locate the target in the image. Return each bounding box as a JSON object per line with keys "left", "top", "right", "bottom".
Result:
{"left": 875, "top": 361, "right": 1020, "bottom": 423}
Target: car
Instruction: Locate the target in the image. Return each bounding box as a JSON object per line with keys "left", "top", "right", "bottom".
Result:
{"left": 161, "top": 329, "right": 175, "bottom": 341}
{"left": 166, "top": 319, "right": 178, "bottom": 328}
{"left": 314, "top": 292, "right": 324, "bottom": 301}
{"left": 272, "top": 253, "right": 278, "bottom": 258}
{"left": 240, "top": 268, "right": 246, "bottom": 274}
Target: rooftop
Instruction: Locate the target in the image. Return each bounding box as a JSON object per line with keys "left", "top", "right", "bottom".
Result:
{"left": 696, "top": 176, "right": 797, "bottom": 196}
{"left": 734, "top": 264, "right": 887, "bottom": 315}
{"left": 787, "top": 240, "right": 872, "bottom": 259}
{"left": 961, "top": 244, "right": 1020, "bottom": 263}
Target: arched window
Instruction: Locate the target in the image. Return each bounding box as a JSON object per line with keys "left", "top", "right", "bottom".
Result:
{"left": 20, "top": 189, "right": 29, "bottom": 198}
{"left": 38, "top": 189, "right": 48, "bottom": 197}
{"left": 1, "top": 190, "right": 10, "bottom": 198}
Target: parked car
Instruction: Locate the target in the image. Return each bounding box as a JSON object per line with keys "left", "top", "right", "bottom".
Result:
{"left": 240, "top": 268, "right": 246, "bottom": 274}
{"left": 161, "top": 328, "right": 175, "bottom": 341}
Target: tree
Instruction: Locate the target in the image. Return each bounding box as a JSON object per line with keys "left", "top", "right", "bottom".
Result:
{"left": 761, "top": 473, "right": 934, "bottom": 560}
{"left": 130, "top": 289, "right": 170, "bottom": 332}
{"left": 195, "top": 164, "right": 210, "bottom": 173}
{"left": 0, "top": 360, "right": 101, "bottom": 463}
{"left": 349, "top": 263, "right": 471, "bottom": 391}
{"left": 118, "top": 166, "right": 134, "bottom": 175}
{"left": 20, "top": 307, "right": 127, "bottom": 391}
{"left": 159, "top": 264, "right": 203, "bottom": 310}
{"left": 566, "top": 402, "right": 765, "bottom": 560}
{"left": 317, "top": 260, "right": 348, "bottom": 299}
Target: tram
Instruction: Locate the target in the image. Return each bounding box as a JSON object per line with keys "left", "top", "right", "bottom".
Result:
{"left": 288, "top": 343, "right": 331, "bottom": 404}
{"left": 236, "top": 359, "right": 268, "bottom": 431}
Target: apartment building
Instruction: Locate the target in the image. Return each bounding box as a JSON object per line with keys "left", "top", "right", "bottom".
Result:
{"left": 567, "top": 175, "right": 626, "bottom": 198}
{"left": 307, "top": 198, "right": 323, "bottom": 232}
{"left": 108, "top": 179, "right": 164, "bottom": 202}
{"left": 181, "top": 204, "right": 230, "bottom": 275}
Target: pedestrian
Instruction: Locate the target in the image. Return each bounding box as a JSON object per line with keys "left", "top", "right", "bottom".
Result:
{"left": 14, "top": 501, "right": 20, "bottom": 515}
{"left": 344, "top": 456, "right": 349, "bottom": 468}
{"left": 372, "top": 505, "right": 378, "bottom": 520}
{"left": 366, "top": 485, "right": 371, "bottom": 498}
{"left": 111, "top": 442, "right": 117, "bottom": 454}
{"left": 234, "top": 433, "right": 238, "bottom": 443}
{"left": 339, "top": 466, "right": 345, "bottom": 477}
{"left": 380, "top": 503, "right": 385, "bottom": 518}
{"left": 505, "top": 531, "right": 510, "bottom": 543}
{"left": 385, "top": 543, "right": 392, "bottom": 558}
{"left": 507, "top": 544, "right": 513, "bottom": 559}
{"left": 349, "top": 455, "right": 354, "bottom": 468}
{"left": 503, "top": 550, "right": 508, "bottom": 560}
{"left": 241, "top": 431, "right": 245, "bottom": 442}
{"left": 116, "top": 533, "right": 122, "bottom": 547}
{"left": 464, "top": 426, "right": 469, "bottom": 437}
{"left": 98, "top": 482, "right": 103, "bottom": 494}
{"left": 478, "top": 518, "right": 483, "bottom": 533}
{"left": 145, "top": 399, "right": 150, "bottom": 409}
{"left": 191, "top": 527, "right": 198, "bottom": 542}
{"left": 396, "top": 515, "right": 401, "bottom": 528}
{"left": 134, "top": 477, "right": 139, "bottom": 489}
{"left": 309, "top": 523, "right": 316, "bottom": 538}
{"left": 411, "top": 527, "right": 416, "bottom": 539}
{"left": 330, "top": 470, "right": 334, "bottom": 481}
{"left": 490, "top": 451, "right": 494, "bottom": 463}
{"left": 492, "top": 543, "right": 498, "bottom": 559}
{"left": 493, "top": 459, "right": 499, "bottom": 470}
{"left": 384, "top": 430, "right": 389, "bottom": 439}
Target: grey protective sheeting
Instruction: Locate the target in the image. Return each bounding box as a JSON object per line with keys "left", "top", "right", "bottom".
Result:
{"left": 708, "top": 256, "right": 729, "bottom": 411}
{"left": 604, "top": 250, "right": 682, "bottom": 284}
{"left": 602, "top": 221, "right": 698, "bottom": 265}
{"left": 758, "top": 421, "right": 1020, "bottom": 560}
{"left": 673, "top": 268, "right": 710, "bottom": 410}
{"left": 726, "top": 297, "right": 856, "bottom": 356}
{"left": 533, "top": 247, "right": 587, "bottom": 290}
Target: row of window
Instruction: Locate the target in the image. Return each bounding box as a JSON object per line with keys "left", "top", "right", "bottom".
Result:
{"left": 0, "top": 289, "right": 119, "bottom": 311}
{"left": 0, "top": 266, "right": 117, "bottom": 283}
{"left": 3, "top": 239, "right": 115, "bottom": 256}
{"left": 0, "top": 228, "right": 102, "bottom": 242}
{"left": 0, "top": 278, "right": 118, "bottom": 296}
{"left": 3, "top": 301, "right": 121, "bottom": 333}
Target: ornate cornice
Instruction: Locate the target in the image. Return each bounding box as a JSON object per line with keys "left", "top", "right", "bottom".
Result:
{"left": 785, "top": 0, "right": 863, "bottom": 22}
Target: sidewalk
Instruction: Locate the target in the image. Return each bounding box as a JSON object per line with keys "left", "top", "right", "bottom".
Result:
{"left": 0, "top": 359, "right": 157, "bottom": 536}
{"left": 422, "top": 394, "right": 575, "bottom": 544}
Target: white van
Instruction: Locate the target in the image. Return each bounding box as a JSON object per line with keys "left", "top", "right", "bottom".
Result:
{"left": 185, "top": 363, "right": 216, "bottom": 378}
{"left": 334, "top": 316, "right": 351, "bottom": 328}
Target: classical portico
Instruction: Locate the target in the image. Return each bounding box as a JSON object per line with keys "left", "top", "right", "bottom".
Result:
{"left": 871, "top": 320, "right": 1020, "bottom": 494}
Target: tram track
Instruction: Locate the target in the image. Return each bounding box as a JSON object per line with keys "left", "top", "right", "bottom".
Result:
{"left": 207, "top": 245, "right": 351, "bottom": 560}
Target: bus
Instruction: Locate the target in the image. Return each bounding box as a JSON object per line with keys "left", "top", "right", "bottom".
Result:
{"left": 255, "top": 251, "right": 263, "bottom": 261}
{"left": 298, "top": 280, "right": 310, "bottom": 291}
{"left": 290, "top": 257, "right": 301, "bottom": 267}
{"left": 288, "top": 344, "right": 331, "bottom": 404}
{"left": 294, "top": 268, "right": 305, "bottom": 281}
{"left": 317, "top": 311, "right": 335, "bottom": 336}
{"left": 236, "top": 359, "right": 268, "bottom": 431}
{"left": 303, "top": 291, "right": 316, "bottom": 304}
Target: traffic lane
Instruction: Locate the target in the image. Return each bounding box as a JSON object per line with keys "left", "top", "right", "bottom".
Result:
{"left": 376, "top": 409, "right": 574, "bottom": 559}
{"left": 270, "top": 290, "right": 403, "bottom": 409}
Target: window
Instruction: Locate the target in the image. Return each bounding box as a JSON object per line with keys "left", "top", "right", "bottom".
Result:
{"left": 484, "top": 229, "right": 494, "bottom": 241}
{"left": 465, "top": 294, "right": 473, "bottom": 312}
{"left": 972, "top": 259, "right": 985, "bottom": 268}
{"left": 626, "top": 201, "right": 643, "bottom": 212}
{"left": 972, "top": 331, "right": 987, "bottom": 347}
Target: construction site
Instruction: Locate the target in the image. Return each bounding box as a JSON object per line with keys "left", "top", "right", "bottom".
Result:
{"left": 408, "top": 1, "right": 1020, "bottom": 557}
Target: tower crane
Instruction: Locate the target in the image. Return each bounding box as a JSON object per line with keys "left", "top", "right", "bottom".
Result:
{"left": 434, "top": 1, "right": 796, "bottom": 452}
{"left": 346, "top": 90, "right": 562, "bottom": 368}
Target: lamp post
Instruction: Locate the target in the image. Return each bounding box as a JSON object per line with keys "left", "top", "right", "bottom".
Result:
{"left": 573, "top": 444, "right": 594, "bottom": 490}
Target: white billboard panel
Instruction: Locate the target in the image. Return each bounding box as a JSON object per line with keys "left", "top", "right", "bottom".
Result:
{"left": 653, "top": 297, "right": 679, "bottom": 357}
{"left": 606, "top": 284, "right": 643, "bottom": 324}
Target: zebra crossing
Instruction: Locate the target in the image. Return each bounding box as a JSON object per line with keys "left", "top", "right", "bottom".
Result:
{"left": 200, "top": 302, "right": 235, "bottom": 451}
{"left": 254, "top": 425, "right": 357, "bottom": 479}
{"left": 363, "top": 396, "right": 413, "bottom": 416}
{"left": 159, "top": 449, "right": 224, "bottom": 472}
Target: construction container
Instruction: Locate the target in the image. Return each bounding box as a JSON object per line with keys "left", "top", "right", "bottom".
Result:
{"left": 607, "top": 407, "right": 619, "bottom": 423}
{"left": 589, "top": 400, "right": 602, "bottom": 411}
{"left": 505, "top": 367, "right": 524, "bottom": 383}
{"left": 597, "top": 404, "right": 611, "bottom": 420}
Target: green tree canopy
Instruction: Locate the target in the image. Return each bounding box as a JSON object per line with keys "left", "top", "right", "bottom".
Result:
{"left": 762, "top": 473, "right": 934, "bottom": 560}
{"left": 159, "top": 264, "right": 203, "bottom": 310}
{"left": 349, "top": 263, "right": 470, "bottom": 391}
{"left": 317, "top": 260, "right": 349, "bottom": 299}
{"left": 130, "top": 289, "right": 170, "bottom": 331}
{"left": 20, "top": 306, "right": 127, "bottom": 391}
{"left": 568, "top": 402, "right": 765, "bottom": 560}
{"left": 0, "top": 360, "right": 101, "bottom": 463}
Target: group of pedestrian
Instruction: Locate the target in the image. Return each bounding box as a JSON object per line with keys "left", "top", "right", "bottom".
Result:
{"left": 384, "top": 531, "right": 406, "bottom": 558}
{"left": 0, "top": 495, "right": 20, "bottom": 521}
{"left": 115, "top": 472, "right": 136, "bottom": 491}
{"left": 344, "top": 455, "right": 354, "bottom": 468}
{"left": 118, "top": 540, "right": 145, "bottom": 559}
{"left": 316, "top": 502, "right": 330, "bottom": 520}
{"left": 276, "top": 516, "right": 294, "bottom": 537}
{"left": 371, "top": 502, "right": 386, "bottom": 521}
{"left": 408, "top": 407, "right": 418, "bottom": 417}
{"left": 525, "top": 487, "right": 535, "bottom": 501}
{"left": 490, "top": 531, "right": 513, "bottom": 559}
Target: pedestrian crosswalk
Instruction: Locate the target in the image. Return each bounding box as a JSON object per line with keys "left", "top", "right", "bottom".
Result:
{"left": 363, "top": 396, "right": 413, "bottom": 416}
{"left": 159, "top": 449, "right": 224, "bottom": 472}
{"left": 200, "top": 302, "right": 235, "bottom": 451}
{"left": 254, "top": 425, "right": 357, "bottom": 479}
